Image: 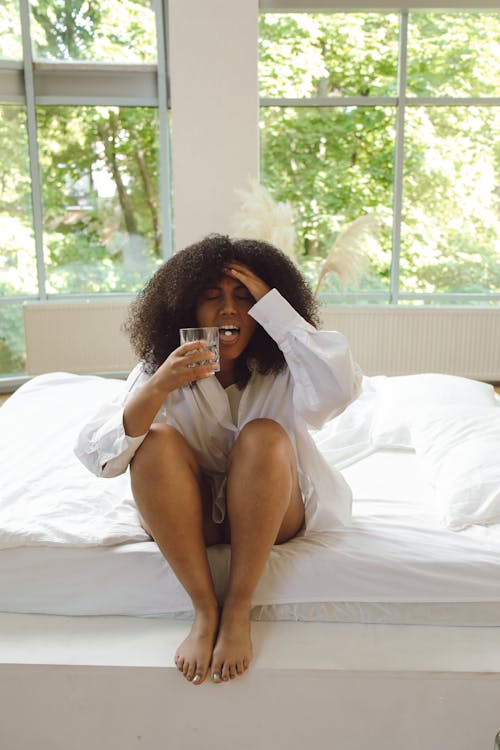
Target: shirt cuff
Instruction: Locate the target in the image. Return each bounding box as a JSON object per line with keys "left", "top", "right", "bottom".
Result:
{"left": 94, "top": 408, "right": 147, "bottom": 467}
{"left": 249, "top": 288, "right": 314, "bottom": 344}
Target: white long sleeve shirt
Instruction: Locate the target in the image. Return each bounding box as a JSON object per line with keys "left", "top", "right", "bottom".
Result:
{"left": 75, "top": 289, "right": 362, "bottom": 532}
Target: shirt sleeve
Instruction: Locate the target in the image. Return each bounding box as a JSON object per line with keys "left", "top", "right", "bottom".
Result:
{"left": 249, "top": 288, "right": 362, "bottom": 429}
{"left": 74, "top": 363, "right": 150, "bottom": 478}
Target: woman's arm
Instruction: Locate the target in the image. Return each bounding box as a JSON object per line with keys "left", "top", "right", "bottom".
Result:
{"left": 75, "top": 342, "right": 218, "bottom": 477}
{"left": 249, "top": 288, "right": 362, "bottom": 429}
{"left": 123, "top": 341, "right": 217, "bottom": 436}
{"left": 226, "top": 262, "right": 361, "bottom": 428}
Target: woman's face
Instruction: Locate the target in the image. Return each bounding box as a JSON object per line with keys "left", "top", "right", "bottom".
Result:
{"left": 195, "top": 275, "right": 257, "bottom": 366}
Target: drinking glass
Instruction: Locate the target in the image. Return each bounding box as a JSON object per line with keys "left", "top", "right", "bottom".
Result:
{"left": 179, "top": 326, "right": 220, "bottom": 372}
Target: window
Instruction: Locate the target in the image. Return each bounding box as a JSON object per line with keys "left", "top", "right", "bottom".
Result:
{"left": 259, "top": 9, "right": 500, "bottom": 304}
{"left": 0, "top": 0, "right": 171, "bottom": 378}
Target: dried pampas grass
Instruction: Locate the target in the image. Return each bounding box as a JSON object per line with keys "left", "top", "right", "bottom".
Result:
{"left": 231, "top": 180, "right": 296, "bottom": 259}
{"left": 231, "top": 182, "right": 377, "bottom": 294}
{"left": 313, "top": 214, "right": 378, "bottom": 298}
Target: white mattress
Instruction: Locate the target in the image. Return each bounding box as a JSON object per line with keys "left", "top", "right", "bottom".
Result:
{"left": 1, "top": 372, "right": 500, "bottom": 624}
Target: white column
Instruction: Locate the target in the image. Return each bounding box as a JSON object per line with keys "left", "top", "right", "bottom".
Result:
{"left": 168, "top": 0, "right": 259, "bottom": 250}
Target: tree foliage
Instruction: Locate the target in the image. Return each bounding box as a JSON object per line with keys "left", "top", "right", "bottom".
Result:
{"left": 30, "top": 0, "right": 156, "bottom": 62}
{"left": 1, "top": 7, "right": 499, "bottom": 375}
{"left": 37, "top": 105, "right": 161, "bottom": 294}
{"left": 259, "top": 11, "right": 500, "bottom": 297}
{"left": 0, "top": 0, "right": 23, "bottom": 60}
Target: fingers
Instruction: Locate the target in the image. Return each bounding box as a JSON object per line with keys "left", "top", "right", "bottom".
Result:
{"left": 156, "top": 341, "right": 218, "bottom": 392}
{"left": 176, "top": 339, "right": 212, "bottom": 357}
{"left": 185, "top": 347, "right": 218, "bottom": 368}
{"left": 182, "top": 361, "right": 218, "bottom": 384}
{"left": 179, "top": 343, "right": 219, "bottom": 383}
{"left": 224, "top": 262, "right": 271, "bottom": 301}
{"left": 176, "top": 340, "right": 217, "bottom": 368}
{"left": 224, "top": 261, "right": 252, "bottom": 279}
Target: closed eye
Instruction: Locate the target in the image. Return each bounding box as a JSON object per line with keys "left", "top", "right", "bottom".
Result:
{"left": 200, "top": 285, "right": 252, "bottom": 302}
{"left": 235, "top": 290, "right": 253, "bottom": 300}
{"left": 234, "top": 285, "right": 253, "bottom": 300}
{"left": 201, "top": 289, "right": 222, "bottom": 301}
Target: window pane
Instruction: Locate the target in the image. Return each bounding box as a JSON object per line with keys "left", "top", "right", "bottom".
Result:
{"left": 30, "top": 0, "right": 157, "bottom": 62}
{"left": 0, "top": 0, "right": 22, "bottom": 60}
{"left": 259, "top": 13, "right": 399, "bottom": 99}
{"left": 400, "top": 107, "right": 500, "bottom": 296}
{"left": 407, "top": 12, "right": 500, "bottom": 98}
{"left": 260, "top": 106, "right": 393, "bottom": 296}
{"left": 0, "top": 106, "right": 38, "bottom": 297}
{"left": 0, "top": 303, "right": 26, "bottom": 376}
{"left": 37, "top": 105, "right": 162, "bottom": 294}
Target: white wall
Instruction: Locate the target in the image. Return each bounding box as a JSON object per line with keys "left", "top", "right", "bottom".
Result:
{"left": 167, "top": 0, "right": 500, "bottom": 250}
{"left": 168, "top": 0, "right": 259, "bottom": 250}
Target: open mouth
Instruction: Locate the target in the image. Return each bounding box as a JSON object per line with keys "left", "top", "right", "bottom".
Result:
{"left": 219, "top": 325, "right": 240, "bottom": 345}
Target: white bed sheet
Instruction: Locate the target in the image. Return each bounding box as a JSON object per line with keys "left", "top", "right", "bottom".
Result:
{"left": 1, "top": 372, "right": 500, "bottom": 622}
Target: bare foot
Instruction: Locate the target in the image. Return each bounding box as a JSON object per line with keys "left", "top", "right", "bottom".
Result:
{"left": 210, "top": 600, "right": 253, "bottom": 682}
{"left": 175, "top": 606, "right": 219, "bottom": 685}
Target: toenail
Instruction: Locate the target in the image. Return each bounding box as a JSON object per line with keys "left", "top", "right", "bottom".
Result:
{"left": 192, "top": 675, "right": 201, "bottom": 684}
{"left": 212, "top": 673, "right": 221, "bottom": 682}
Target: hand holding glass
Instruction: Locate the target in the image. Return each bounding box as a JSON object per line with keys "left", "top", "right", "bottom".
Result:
{"left": 179, "top": 327, "right": 220, "bottom": 372}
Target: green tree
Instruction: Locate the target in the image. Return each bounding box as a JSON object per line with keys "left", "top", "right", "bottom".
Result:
{"left": 0, "top": 0, "right": 160, "bottom": 373}
{"left": 0, "top": 0, "right": 23, "bottom": 60}
{"left": 259, "top": 11, "right": 500, "bottom": 298}
{"left": 37, "top": 104, "right": 161, "bottom": 294}
{"left": 30, "top": 0, "right": 155, "bottom": 62}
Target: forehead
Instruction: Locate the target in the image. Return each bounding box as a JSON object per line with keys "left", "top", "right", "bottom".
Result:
{"left": 203, "top": 276, "right": 246, "bottom": 291}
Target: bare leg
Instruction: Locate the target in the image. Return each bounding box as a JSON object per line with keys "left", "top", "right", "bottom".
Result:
{"left": 130, "top": 424, "right": 223, "bottom": 686}
{"left": 211, "top": 419, "right": 304, "bottom": 682}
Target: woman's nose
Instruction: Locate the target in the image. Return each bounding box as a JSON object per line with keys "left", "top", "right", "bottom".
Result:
{"left": 220, "top": 292, "right": 237, "bottom": 313}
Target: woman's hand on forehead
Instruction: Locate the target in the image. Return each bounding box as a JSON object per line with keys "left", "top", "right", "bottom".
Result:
{"left": 224, "top": 262, "right": 271, "bottom": 303}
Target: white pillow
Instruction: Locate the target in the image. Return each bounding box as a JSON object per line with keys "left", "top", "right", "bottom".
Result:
{"left": 411, "top": 407, "right": 500, "bottom": 530}
{"left": 370, "top": 374, "right": 496, "bottom": 448}
{"left": 312, "top": 375, "right": 383, "bottom": 468}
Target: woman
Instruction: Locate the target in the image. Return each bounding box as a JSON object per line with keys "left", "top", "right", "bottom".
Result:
{"left": 75, "top": 234, "right": 362, "bottom": 686}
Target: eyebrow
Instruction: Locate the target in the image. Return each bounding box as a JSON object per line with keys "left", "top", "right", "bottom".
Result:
{"left": 203, "top": 282, "right": 248, "bottom": 292}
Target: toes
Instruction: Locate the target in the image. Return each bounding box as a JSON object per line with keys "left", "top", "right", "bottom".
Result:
{"left": 175, "top": 654, "right": 184, "bottom": 672}
{"left": 211, "top": 653, "right": 249, "bottom": 682}
{"left": 191, "top": 664, "right": 208, "bottom": 686}
{"left": 211, "top": 662, "right": 223, "bottom": 683}
{"left": 215, "top": 659, "right": 247, "bottom": 681}
{"left": 235, "top": 660, "right": 244, "bottom": 675}
{"left": 184, "top": 661, "right": 209, "bottom": 685}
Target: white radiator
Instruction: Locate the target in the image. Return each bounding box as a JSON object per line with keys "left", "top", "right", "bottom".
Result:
{"left": 23, "top": 301, "right": 500, "bottom": 381}
{"left": 23, "top": 299, "right": 137, "bottom": 376}
{"left": 321, "top": 306, "right": 500, "bottom": 382}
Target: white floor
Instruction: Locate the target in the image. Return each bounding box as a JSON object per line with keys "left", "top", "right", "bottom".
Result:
{"left": 1, "top": 614, "right": 500, "bottom": 750}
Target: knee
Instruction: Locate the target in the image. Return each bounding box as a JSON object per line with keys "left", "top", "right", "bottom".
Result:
{"left": 231, "top": 418, "right": 292, "bottom": 460}
{"left": 131, "top": 424, "right": 189, "bottom": 473}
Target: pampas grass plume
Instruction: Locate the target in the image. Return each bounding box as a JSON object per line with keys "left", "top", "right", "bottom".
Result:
{"left": 313, "top": 214, "right": 378, "bottom": 297}
{"left": 232, "top": 179, "right": 296, "bottom": 259}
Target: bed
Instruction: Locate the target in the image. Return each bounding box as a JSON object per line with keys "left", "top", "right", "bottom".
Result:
{"left": 1, "top": 369, "right": 499, "bottom": 621}
{"left": 1, "top": 371, "right": 500, "bottom": 749}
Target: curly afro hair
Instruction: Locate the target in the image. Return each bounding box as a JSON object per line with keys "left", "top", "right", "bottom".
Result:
{"left": 124, "top": 234, "right": 320, "bottom": 387}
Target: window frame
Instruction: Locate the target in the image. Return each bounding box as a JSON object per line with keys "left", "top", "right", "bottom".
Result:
{"left": 259, "top": 5, "right": 500, "bottom": 304}
{"left": 0, "top": 0, "right": 172, "bottom": 306}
